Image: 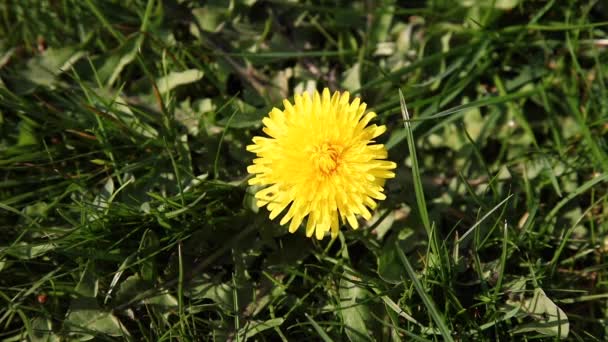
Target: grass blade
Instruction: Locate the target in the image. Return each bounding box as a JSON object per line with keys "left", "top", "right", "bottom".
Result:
{"left": 399, "top": 90, "right": 431, "bottom": 238}
{"left": 458, "top": 194, "right": 513, "bottom": 243}
{"left": 305, "top": 313, "right": 334, "bottom": 342}
{"left": 395, "top": 245, "right": 454, "bottom": 342}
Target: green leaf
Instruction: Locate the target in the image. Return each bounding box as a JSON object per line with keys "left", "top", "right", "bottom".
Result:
{"left": 23, "top": 201, "right": 49, "bottom": 217}
{"left": 395, "top": 246, "right": 454, "bottom": 342}
{"left": 5, "top": 242, "right": 57, "bottom": 260}
{"left": 189, "top": 282, "right": 234, "bottom": 311}
{"left": 145, "top": 290, "right": 178, "bottom": 308}
{"left": 17, "top": 119, "right": 38, "bottom": 146}
{"left": 156, "top": 69, "right": 204, "bottom": 94}
{"left": 237, "top": 318, "right": 284, "bottom": 340}
{"left": 30, "top": 317, "right": 59, "bottom": 342}
{"left": 0, "top": 258, "right": 9, "bottom": 272}
{"left": 14, "top": 46, "right": 84, "bottom": 93}
{"left": 216, "top": 99, "right": 262, "bottom": 128}
{"left": 458, "top": 0, "right": 521, "bottom": 10}
{"left": 342, "top": 62, "right": 361, "bottom": 92}
{"left": 377, "top": 244, "right": 401, "bottom": 285}
{"left": 339, "top": 273, "right": 372, "bottom": 342}
{"left": 370, "top": 0, "right": 395, "bottom": 44}
{"left": 0, "top": 47, "right": 16, "bottom": 69}
{"left": 510, "top": 288, "right": 569, "bottom": 339}
{"left": 112, "top": 274, "right": 177, "bottom": 320}
{"left": 112, "top": 274, "right": 149, "bottom": 306}
{"left": 191, "top": 5, "right": 229, "bottom": 34}
{"left": 65, "top": 266, "right": 128, "bottom": 338}
{"left": 95, "top": 39, "right": 138, "bottom": 87}
{"left": 387, "top": 88, "right": 539, "bottom": 150}
{"left": 377, "top": 229, "right": 414, "bottom": 284}
{"left": 91, "top": 177, "right": 114, "bottom": 216}
{"left": 65, "top": 301, "right": 127, "bottom": 339}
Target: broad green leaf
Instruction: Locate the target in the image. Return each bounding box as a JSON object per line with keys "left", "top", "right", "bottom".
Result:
{"left": 377, "top": 228, "right": 414, "bottom": 284}
{"left": 0, "top": 47, "right": 16, "bottom": 69}
{"left": 216, "top": 99, "right": 261, "bottom": 128}
{"left": 105, "top": 254, "right": 136, "bottom": 305}
{"left": 23, "top": 201, "right": 49, "bottom": 217}
{"left": 95, "top": 39, "right": 138, "bottom": 87}
{"left": 65, "top": 266, "right": 127, "bottom": 339}
{"left": 75, "top": 265, "right": 98, "bottom": 298}
{"left": 267, "top": 68, "right": 291, "bottom": 103}
{"left": 30, "top": 317, "right": 59, "bottom": 342}
{"left": 145, "top": 290, "right": 178, "bottom": 308}
{"left": 112, "top": 274, "right": 149, "bottom": 306}
{"left": 65, "top": 301, "right": 127, "bottom": 339}
{"left": 387, "top": 89, "right": 538, "bottom": 150}
{"left": 156, "top": 69, "right": 204, "bottom": 94}
{"left": 189, "top": 282, "right": 234, "bottom": 311}
{"left": 369, "top": 209, "right": 395, "bottom": 240}
{"left": 377, "top": 244, "right": 402, "bottom": 285}
{"left": 510, "top": 288, "right": 569, "bottom": 339}
{"left": 458, "top": 0, "right": 521, "bottom": 11}
{"left": 191, "top": 5, "right": 228, "bottom": 34}
{"left": 237, "top": 318, "right": 284, "bottom": 340}
{"left": 458, "top": 0, "right": 521, "bottom": 10}
{"left": 176, "top": 98, "right": 215, "bottom": 136}
{"left": 17, "top": 119, "right": 38, "bottom": 146}
{"left": 15, "top": 46, "right": 84, "bottom": 93}
{"left": 339, "top": 273, "right": 372, "bottom": 342}
{"left": 5, "top": 242, "right": 57, "bottom": 260}
{"left": 91, "top": 177, "right": 114, "bottom": 217}
{"left": 113, "top": 274, "right": 177, "bottom": 319}
{"left": 342, "top": 62, "right": 361, "bottom": 92}
{"left": 370, "top": 0, "right": 395, "bottom": 44}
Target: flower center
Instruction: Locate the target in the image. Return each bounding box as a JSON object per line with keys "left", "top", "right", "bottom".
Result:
{"left": 311, "top": 142, "right": 343, "bottom": 175}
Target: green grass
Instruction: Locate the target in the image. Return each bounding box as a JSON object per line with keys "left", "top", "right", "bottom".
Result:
{"left": 1, "top": 0, "right": 608, "bottom": 340}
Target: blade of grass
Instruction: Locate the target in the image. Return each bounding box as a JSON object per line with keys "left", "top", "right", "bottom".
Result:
{"left": 395, "top": 245, "right": 454, "bottom": 342}
{"left": 549, "top": 194, "right": 607, "bottom": 275}
{"left": 178, "top": 242, "right": 186, "bottom": 336}
{"left": 398, "top": 90, "right": 431, "bottom": 238}
{"left": 458, "top": 194, "right": 513, "bottom": 243}
{"left": 493, "top": 75, "right": 562, "bottom": 197}
{"left": 305, "top": 313, "right": 334, "bottom": 342}
{"left": 214, "top": 108, "right": 239, "bottom": 179}
{"left": 387, "top": 88, "right": 539, "bottom": 150}
{"left": 83, "top": 0, "right": 125, "bottom": 43}
{"left": 545, "top": 173, "right": 608, "bottom": 228}
{"left": 492, "top": 221, "right": 509, "bottom": 300}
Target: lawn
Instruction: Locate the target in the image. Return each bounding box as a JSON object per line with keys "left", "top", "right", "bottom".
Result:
{"left": 1, "top": 0, "right": 608, "bottom": 340}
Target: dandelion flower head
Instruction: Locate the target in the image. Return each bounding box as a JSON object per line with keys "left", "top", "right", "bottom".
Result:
{"left": 247, "top": 88, "right": 396, "bottom": 240}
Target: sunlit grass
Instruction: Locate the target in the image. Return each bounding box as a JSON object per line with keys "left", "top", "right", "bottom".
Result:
{"left": 1, "top": 0, "right": 607, "bottom": 340}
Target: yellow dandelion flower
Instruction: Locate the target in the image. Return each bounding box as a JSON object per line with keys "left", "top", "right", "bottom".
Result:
{"left": 246, "top": 88, "right": 397, "bottom": 240}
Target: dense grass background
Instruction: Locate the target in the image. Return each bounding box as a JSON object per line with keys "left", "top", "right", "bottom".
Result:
{"left": 1, "top": 0, "right": 608, "bottom": 340}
